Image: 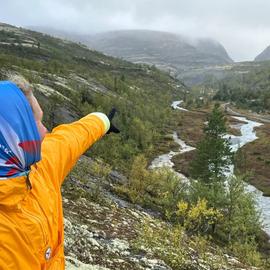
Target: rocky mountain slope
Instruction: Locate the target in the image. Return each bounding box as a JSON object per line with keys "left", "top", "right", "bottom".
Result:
{"left": 255, "top": 46, "right": 270, "bottom": 62}
{"left": 86, "top": 30, "right": 233, "bottom": 69}
{"left": 85, "top": 30, "right": 233, "bottom": 79}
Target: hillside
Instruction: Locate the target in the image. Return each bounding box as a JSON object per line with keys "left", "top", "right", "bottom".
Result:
{"left": 213, "top": 61, "right": 270, "bottom": 113}
{"left": 0, "top": 22, "right": 188, "bottom": 169}
{"left": 255, "top": 46, "right": 270, "bottom": 61}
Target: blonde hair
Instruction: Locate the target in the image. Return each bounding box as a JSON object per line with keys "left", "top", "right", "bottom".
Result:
{"left": 8, "top": 74, "right": 43, "bottom": 120}
{"left": 8, "top": 74, "right": 33, "bottom": 97}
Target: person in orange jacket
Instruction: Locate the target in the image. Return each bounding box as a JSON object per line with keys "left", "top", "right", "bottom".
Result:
{"left": 0, "top": 75, "right": 119, "bottom": 270}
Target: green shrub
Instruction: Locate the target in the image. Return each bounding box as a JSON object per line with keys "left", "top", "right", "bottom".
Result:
{"left": 133, "top": 219, "right": 227, "bottom": 270}
{"left": 115, "top": 154, "right": 188, "bottom": 213}
{"left": 229, "top": 240, "right": 263, "bottom": 267}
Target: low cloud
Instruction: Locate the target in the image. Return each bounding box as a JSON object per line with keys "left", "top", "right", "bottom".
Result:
{"left": 2, "top": 0, "right": 270, "bottom": 61}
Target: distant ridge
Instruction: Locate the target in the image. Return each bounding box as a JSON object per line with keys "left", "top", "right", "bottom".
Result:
{"left": 254, "top": 45, "right": 270, "bottom": 61}
{"left": 85, "top": 30, "right": 233, "bottom": 71}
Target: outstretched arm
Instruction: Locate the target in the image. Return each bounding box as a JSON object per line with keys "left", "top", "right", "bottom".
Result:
{"left": 34, "top": 113, "right": 110, "bottom": 189}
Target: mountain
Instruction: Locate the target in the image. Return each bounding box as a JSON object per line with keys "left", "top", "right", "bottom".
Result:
{"left": 255, "top": 45, "right": 270, "bottom": 61}
{"left": 85, "top": 30, "right": 233, "bottom": 71}
{"left": 28, "top": 27, "right": 234, "bottom": 85}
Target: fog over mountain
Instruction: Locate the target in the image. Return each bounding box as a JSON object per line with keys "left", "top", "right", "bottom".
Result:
{"left": 85, "top": 30, "right": 233, "bottom": 70}
{"left": 2, "top": 0, "right": 270, "bottom": 61}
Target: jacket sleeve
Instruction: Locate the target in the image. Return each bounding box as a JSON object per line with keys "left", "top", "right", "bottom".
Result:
{"left": 34, "top": 113, "right": 110, "bottom": 189}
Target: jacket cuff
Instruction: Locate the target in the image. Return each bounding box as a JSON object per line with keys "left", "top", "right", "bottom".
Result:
{"left": 90, "top": 112, "right": 110, "bottom": 134}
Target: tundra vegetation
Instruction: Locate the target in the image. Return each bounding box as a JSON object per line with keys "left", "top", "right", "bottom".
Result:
{"left": 117, "top": 106, "right": 269, "bottom": 268}
{"left": 213, "top": 63, "right": 270, "bottom": 113}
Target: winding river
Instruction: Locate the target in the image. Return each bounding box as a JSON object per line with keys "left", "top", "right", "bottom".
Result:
{"left": 151, "top": 101, "right": 270, "bottom": 236}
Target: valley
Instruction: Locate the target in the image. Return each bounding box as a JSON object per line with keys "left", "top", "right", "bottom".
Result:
{"left": 0, "top": 22, "right": 270, "bottom": 269}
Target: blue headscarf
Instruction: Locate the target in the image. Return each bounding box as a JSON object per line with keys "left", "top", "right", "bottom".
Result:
{"left": 0, "top": 81, "right": 41, "bottom": 178}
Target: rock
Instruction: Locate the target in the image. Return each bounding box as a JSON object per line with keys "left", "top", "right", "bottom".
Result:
{"left": 108, "top": 170, "right": 127, "bottom": 185}
{"left": 66, "top": 256, "right": 110, "bottom": 270}
{"left": 109, "top": 239, "right": 129, "bottom": 252}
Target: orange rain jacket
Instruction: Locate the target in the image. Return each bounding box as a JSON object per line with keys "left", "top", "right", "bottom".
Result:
{"left": 0, "top": 113, "right": 110, "bottom": 270}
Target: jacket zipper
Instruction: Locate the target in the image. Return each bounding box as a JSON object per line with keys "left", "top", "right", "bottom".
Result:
{"left": 21, "top": 207, "right": 48, "bottom": 248}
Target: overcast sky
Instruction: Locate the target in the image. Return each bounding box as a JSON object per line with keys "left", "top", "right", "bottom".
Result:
{"left": 1, "top": 0, "right": 270, "bottom": 61}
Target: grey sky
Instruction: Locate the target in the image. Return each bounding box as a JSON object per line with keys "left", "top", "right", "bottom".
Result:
{"left": 1, "top": 0, "right": 270, "bottom": 61}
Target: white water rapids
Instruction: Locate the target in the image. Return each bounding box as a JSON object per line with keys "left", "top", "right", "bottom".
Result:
{"left": 226, "top": 116, "right": 270, "bottom": 236}
{"left": 150, "top": 131, "right": 195, "bottom": 182}
{"left": 151, "top": 102, "right": 270, "bottom": 236}
{"left": 171, "top": 100, "right": 189, "bottom": 111}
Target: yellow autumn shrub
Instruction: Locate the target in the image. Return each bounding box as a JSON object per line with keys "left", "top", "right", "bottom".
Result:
{"left": 176, "top": 198, "right": 223, "bottom": 234}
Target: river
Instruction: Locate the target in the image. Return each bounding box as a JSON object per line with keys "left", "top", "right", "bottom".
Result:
{"left": 226, "top": 116, "right": 270, "bottom": 235}
{"left": 151, "top": 101, "right": 270, "bottom": 236}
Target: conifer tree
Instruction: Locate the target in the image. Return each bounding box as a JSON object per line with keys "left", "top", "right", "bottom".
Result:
{"left": 190, "top": 103, "right": 233, "bottom": 183}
